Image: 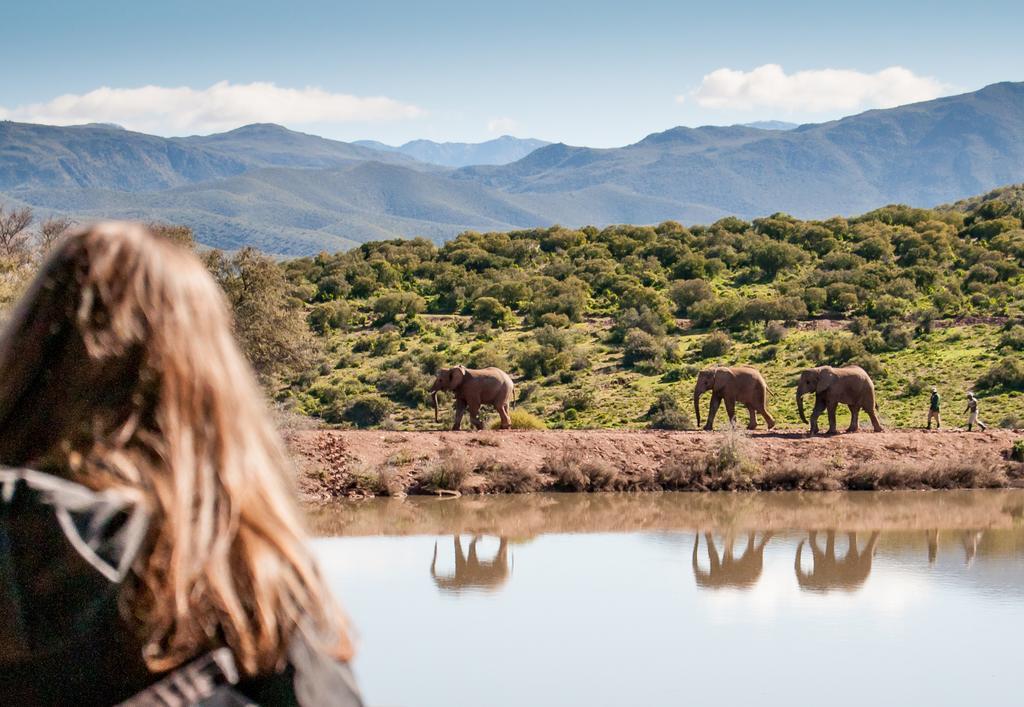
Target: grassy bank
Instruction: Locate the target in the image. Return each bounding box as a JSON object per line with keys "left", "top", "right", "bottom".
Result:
{"left": 294, "top": 318, "right": 1022, "bottom": 432}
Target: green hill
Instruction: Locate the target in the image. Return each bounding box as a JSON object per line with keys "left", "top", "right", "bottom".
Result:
{"left": 268, "top": 184, "right": 1024, "bottom": 431}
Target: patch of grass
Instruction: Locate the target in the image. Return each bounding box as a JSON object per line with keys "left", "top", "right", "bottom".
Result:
{"left": 492, "top": 408, "right": 547, "bottom": 430}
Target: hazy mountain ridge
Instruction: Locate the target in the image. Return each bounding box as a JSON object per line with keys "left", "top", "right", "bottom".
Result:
{"left": 0, "top": 120, "right": 423, "bottom": 193}
{"left": 2, "top": 81, "right": 1024, "bottom": 254}
{"left": 354, "top": 135, "right": 551, "bottom": 167}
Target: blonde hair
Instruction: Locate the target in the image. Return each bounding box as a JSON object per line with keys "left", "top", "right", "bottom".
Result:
{"left": 0, "top": 222, "right": 350, "bottom": 675}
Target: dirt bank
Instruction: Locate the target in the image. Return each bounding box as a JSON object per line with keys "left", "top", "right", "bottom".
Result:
{"left": 289, "top": 429, "right": 1024, "bottom": 500}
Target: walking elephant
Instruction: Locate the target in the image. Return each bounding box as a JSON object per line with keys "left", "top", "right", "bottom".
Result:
{"left": 430, "top": 536, "right": 510, "bottom": 594}
{"left": 692, "top": 532, "right": 773, "bottom": 590}
{"left": 694, "top": 366, "right": 775, "bottom": 431}
{"left": 795, "top": 365, "right": 882, "bottom": 435}
{"left": 795, "top": 530, "right": 879, "bottom": 592}
{"left": 430, "top": 365, "right": 514, "bottom": 430}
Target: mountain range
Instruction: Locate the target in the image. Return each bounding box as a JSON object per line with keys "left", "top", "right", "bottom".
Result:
{"left": 1, "top": 81, "right": 1023, "bottom": 255}
{"left": 353, "top": 135, "right": 550, "bottom": 167}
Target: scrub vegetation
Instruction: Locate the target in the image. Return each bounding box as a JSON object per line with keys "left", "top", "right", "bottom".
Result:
{"left": 1, "top": 185, "right": 1022, "bottom": 433}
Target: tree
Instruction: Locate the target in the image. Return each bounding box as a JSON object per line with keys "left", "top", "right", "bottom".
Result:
{"left": 38, "top": 215, "right": 73, "bottom": 252}
{"left": 204, "top": 248, "right": 317, "bottom": 384}
{"left": 372, "top": 291, "right": 426, "bottom": 324}
{"left": 471, "top": 296, "right": 515, "bottom": 328}
{"left": 0, "top": 204, "right": 33, "bottom": 258}
{"left": 669, "top": 278, "right": 713, "bottom": 316}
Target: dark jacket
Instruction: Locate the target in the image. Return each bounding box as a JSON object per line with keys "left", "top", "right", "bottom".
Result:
{"left": 0, "top": 468, "right": 362, "bottom": 706}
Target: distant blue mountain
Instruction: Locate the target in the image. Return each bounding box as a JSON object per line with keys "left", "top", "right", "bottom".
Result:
{"left": 740, "top": 120, "right": 799, "bottom": 130}
{"left": 3, "top": 82, "right": 1024, "bottom": 255}
{"left": 354, "top": 135, "right": 550, "bottom": 167}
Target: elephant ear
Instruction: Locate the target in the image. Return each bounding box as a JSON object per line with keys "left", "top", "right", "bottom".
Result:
{"left": 450, "top": 366, "right": 466, "bottom": 389}
{"left": 816, "top": 367, "right": 837, "bottom": 393}
{"left": 712, "top": 368, "right": 731, "bottom": 393}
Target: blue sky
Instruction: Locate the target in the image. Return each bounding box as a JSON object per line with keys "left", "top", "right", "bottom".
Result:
{"left": 2, "top": 0, "right": 1021, "bottom": 146}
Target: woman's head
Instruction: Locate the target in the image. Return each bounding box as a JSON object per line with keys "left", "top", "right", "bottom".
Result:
{"left": 0, "top": 222, "right": 349, "bottom": 674}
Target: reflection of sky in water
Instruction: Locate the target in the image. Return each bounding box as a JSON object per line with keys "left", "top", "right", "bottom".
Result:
{"left": 314, "top": 531, "right": 1024, "bottom": 707}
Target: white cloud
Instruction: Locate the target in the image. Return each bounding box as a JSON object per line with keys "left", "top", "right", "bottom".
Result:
{"left": 0, "top": 81, "right": 425, "bottom": 135}
{"left": 684, "top": 64, "right": 951, "bottom": 113}
{"left": 486, "top": 117, "right": 519, "bottom": 134}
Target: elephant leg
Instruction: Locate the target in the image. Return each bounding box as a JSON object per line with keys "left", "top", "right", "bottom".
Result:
{"left": 452, "top": 400, "right": 467, "bottom": 431}
{"left": 468, "top": 403, "right": 484, "bottom": 430}
{"left": 809, "top": 398, "right": 826, "bottom": 435}
{"left": 847, "top": 405, "right": 860, "bottom": 433}
{"left": 724, "top": 398, "right": 737, "bottom": 429}
{"left": 867, "top": 405, "right": 883, "bottom": 432}
{"left": 497, "top": 404, "right": 511, "bottom": 429}
{"left": 761, "top": 405, "right": 776, "bottom": 430}
{"left": 705, "top": 394, "right": 722, "bottom": 431}
{"left": 826, "top": 402, "right": 838, "bottom": 435}
{"left": 746, "top": 404, "right": 758, "bottom": 430}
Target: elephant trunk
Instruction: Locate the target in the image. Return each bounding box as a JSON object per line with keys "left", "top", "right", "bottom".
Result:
{"left": 693, "top": 390, "right": 703, "bottom": 428}
{"left": 797, "top": 390, "right": 807, "bottom": 424}
{"left": 432, "top": 391, "right": 440, "bottom": 423}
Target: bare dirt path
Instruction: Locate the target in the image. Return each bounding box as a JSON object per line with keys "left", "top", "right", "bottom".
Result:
{"left": 289, "top": 428, "right": 1024, "bottom": 500}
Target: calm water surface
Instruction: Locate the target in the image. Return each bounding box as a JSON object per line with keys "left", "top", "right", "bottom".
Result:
{"left": 309, "top": 491, "right": 1024, "bottom": 707}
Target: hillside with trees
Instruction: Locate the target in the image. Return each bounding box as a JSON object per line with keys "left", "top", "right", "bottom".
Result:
{"left": 1, "top": 186, "right": 1022, "bottom": 431}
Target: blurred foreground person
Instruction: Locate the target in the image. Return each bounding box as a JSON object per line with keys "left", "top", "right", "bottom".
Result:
{"left": 0, "top": 223, "right": 362, "bottom": 706}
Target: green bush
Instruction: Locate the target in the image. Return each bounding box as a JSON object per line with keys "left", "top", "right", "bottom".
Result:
{"left": 622, "top": 329, "right": 670, "bottom": 371}
{"left": 646, "top": 393, "right": 694, "bottom": 430}
{"left": 492, "top": 409, "right": 547, "bottom": 430}
{"left": 562, "top": 388, "right": 595, "bottom": 412}
{"left": 999, "top": 325, "right": 1024, "bottom": 351}
{"left": 308, "top": 300, "right": 353, "bottom": 334}
{"left": 376, "top": 363, "right": 432, "bottom": 406}
{"left": 472, "top": 296, "right": 516, "bottom": 328}
{"left": 669, "top": 278, "right": 713, "bottom": 316}
{"left": 373, "top": 291, "right": 426, "bottom": 324}
{"left": 700, "top": 331, "right": 734, "bottom": 359}
{"left": 764, "top": 322, "right": 788, "bottom": 344}
{"left": 976, "top": 357, "right": 1024, "bottom": 391}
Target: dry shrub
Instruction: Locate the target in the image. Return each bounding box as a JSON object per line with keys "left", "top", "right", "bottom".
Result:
{"left": 542, "top": 449, "right": 625, "bottom": 491}
{"left": 843, "top": 460, "right": 1009, "bottom": 490}
{"left": 657, "top": 431, "right": 759, "bottom": 491}
{"left": 477, "top": 458, "right": 543, "bottom": 493}
{"left": 757, "top": 463, "right": 843, "bottom": 491}
{"left": 418, "top": 447, "right": 472, "bottom": 492}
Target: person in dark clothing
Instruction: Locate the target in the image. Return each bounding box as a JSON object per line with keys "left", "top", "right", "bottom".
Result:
{"left": 0, "top": 223, "right": 362, "bottom": 706}
{"left": 927, "top": 387, "right": 941, "bottom": 429}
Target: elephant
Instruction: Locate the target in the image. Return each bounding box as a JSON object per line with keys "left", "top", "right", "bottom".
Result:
{"left": 430, "top": 536, "right": 510, "bottom": 594}
{"left": 693, "top": 366, "right": 775, "bottom": 431}
{"left": 795, "top": 530, "right": 879, "bottom": 592}
{"left": 692, "top": 532, "right": 773, "bottom": 590}
{"left": 430, "top": 365, "right": 514, "bottom": 430}
{"left": 795, "top": 365, "right": 883, "bottom": 435}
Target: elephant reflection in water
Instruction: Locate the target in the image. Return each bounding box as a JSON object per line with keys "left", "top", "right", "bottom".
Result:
{"left": 692, "top": 532, "right": 773, "bottom": 589}
{"left": 925, "top": 529, "right": 986, "bottom": 566}
{"left": 795, "top": 530, "right": 879, "bottom": 592}
{"left": 431, "top": 536, "right": 510, "bottom": 594}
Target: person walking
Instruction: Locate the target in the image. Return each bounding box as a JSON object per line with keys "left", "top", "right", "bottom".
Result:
{"left": 964, "top": 392, "right": 987, "bottom": 431}
{"left": 927, "top": 386, "right": 941, "bottom": 429}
